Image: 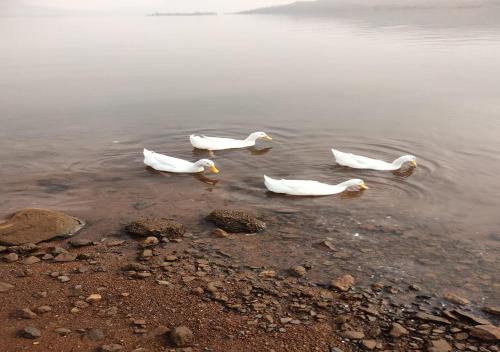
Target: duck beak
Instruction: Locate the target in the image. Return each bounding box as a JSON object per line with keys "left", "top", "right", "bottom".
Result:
{"left": 209, "top": 165, "right": 219, "bottom": 173}
{"left": 263, "top": 134, "right": 273, "bottom": 141}
{"left": 411, "top": 160, "right": 417, "bottom": 167}
{"left": 360, "top": 183, "right": 369, "bottom": 190}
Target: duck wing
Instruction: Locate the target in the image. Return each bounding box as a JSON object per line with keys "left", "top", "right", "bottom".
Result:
{"left": 264, "top": 175, "right": 342, "bottom": 196}
{"left": 143, "top": 149, "right": 193, "bottom": 171}
{"left": 331, "top": 149, "right": 393, "bottom": 170}
{"left": 190, "top": 134, "right": 248, "bottom": 150}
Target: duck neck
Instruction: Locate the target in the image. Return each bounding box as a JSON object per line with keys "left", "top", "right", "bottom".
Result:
{"left": 391, "top": 156, "right": 408, "bottom": 168}
{"left": 245, "top": 133, "right": 260, "bottom": 142}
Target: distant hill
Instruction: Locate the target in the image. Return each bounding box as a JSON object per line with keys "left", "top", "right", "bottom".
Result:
{"left": 148, "top": 12, "right": 217, "bottom": 17}
{"left": 240, "top": 0, "right": 500, "bottom": 14}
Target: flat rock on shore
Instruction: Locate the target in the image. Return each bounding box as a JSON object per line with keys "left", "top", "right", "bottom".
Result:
{"left": 205, "top": 209, "right": 266, "bottom": 233}
{"left": 0, "top": 209, "right": 85, "bottom": 246}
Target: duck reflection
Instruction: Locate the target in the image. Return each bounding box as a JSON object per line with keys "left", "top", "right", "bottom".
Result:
{"left": 192, "top": 172, "right": 219, "bottom": 186}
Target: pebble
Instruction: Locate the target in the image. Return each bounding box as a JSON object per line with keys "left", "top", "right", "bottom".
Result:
{"left": 55, "top": 327, "right": 72, "bottom": 336}
{"left": 3, "top": 252, "right": 19, "bottom": 262}
{"left": 443, "top": 292, "right": 470, "bottom": 305}
{"left": 470, "top": 324, "right": 500, "bottom": 341}
{"left": 389, "top": 323, "right": 409, "bottom": 337}
{"left": 58, "top": 275, "right": 70, "bottom": 283}
{"left": 343, "top": 330, "right": 364, "bottom": 340}
{"left": 54, "top": 252, "right": 77, "bottom": 262}
{"left": 170, "top": 326, "right": 193, "bottom": 347}
{"left": 69, "top": 238, "right": 94, "bottom": 247}
{"left": 0, "top": 281, "right": 15, "bottom": 292}
{"left": 211, "top": 228, "right": 229, "bottom": 238}
{"left": 428, "top": 338, "right": 452, "bottom": 352}
{"left": 84, "top": 328, "right": 105, "bottom": 341}
{"left": 17, "top": 308, "right": 37, "bottom": 319}
{"left": 35, "top": 306, "right": 52, "bottom": 314}
{"left": 22, "top": 256, "right": 41, "bottom": 265}
{"left": 362, "top": 339, "right": 377, "bottom": 350}
{"left": 20, "top": 326, "right": 41, "bottom": 339}
{"left": 142, "top": 237, "right": 159, "bottom": 245}
{"left": 331, "top": 274, "right": 355, "bottom": 292}
{"left": 100, "top": 344, "right": 123, "bottom": 352}
{"left": 86, "top": 293, "right": 102, "bottom": 303}
{"left": 290, "top": 265, "right": 307, "bottom": 277}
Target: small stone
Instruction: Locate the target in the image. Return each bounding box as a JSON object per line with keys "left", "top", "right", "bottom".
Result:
{"left": 22, "top": 256, "right": 41, "bottom": 265}
{"left": 482, "top": 306, "right": 500, "bottom": 316}
{"left": 142, "top": 236, "right": 159, "bottom": 245}
{"left": 192, "top": 287, "right": 204, "bottom": 295}
{"left": 280, "top": 317, "right": 292, "bottom": 324}
{"left": 453, "top": 309, "right": 490, "bottom": 325}
{"left": 344, "top": 330, "right": 364, "bottom": 340}
{"left": 69, "top": 238, "right": 93, "bottom": 247}
{"left": 389, "top": 323, "right": 409, "bottom": 337}
{"left": 415, "top": 312, "right": 451, "bottom": 325}
{"left": 58, "top": 275, "right": 70, "bottom": 283}
{"left": 259, "top": 270, "right": 276, "bottom": 278}
{"left": 331, "top": 274, "right": 355, "bottom": 292}
{"left": 84, "top": 328, "right": 105, "bottom": 341}
{"left": 54, "top": 327, "right": 71, "bottom": 336}
{"left": 100, "top": 344, "right": 123, "bottom": 352}
{"left": 86, "top": 294, "right": 102, "bottom": 303}
{"left": 0, "top": 282, "right": 15, "bottom": 292}
{"left": 428, "top": 338, "right": 452, "bottom": 352}
{"left": 170, "top": 326, "right": 193, "bottom": 347}
{"left": 35, "top": 306, "right": 52, "bottom": 314}
{"left": 443, "top": 292, "right": 470, "bottom": 305}
{"left": 362, "top": 340, "right": 377, "bottom": 350}
{"left": 157, "top": 280, "right": 170, "bottom": 286}
{"left": 290, "top": 265, "right": 306, "bottom": 277}
{"left": 54, "top": 252, "right": 77, "bottom": 262}
{"left": 17, "top": 308, "right": 37, "bottom": 319}
{"left": 20, "top": 326, "right": 41, "bottom": 339}
{"left": 140, "top": 249, "right": 153, "bottom": 258}
{"left": 3, "top": 252, "right": 19, "bottom": 262}
{"left": 211, "top": 228, "right": 229, "bottom": 238}
{"left": 165, "top": 255, "right": 178, "bottom": 262}
{"left": 470, "top": 325, "right": 500, "bottom": 341}
{"left": 42, "top": 253, "right": 54, "bottom": 260}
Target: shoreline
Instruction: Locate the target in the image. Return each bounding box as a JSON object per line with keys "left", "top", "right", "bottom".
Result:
{"left": 1, "top": 209, "right": 499, "bottom": 351}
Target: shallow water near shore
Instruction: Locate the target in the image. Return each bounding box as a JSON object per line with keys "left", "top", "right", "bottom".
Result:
{"left": 1, "top": 14, "right": 499, "bottom": 304}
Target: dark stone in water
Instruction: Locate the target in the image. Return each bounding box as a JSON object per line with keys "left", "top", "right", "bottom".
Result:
{"left": 36, "top": 179, "right": 70, "bottom": 193}
{"left": 0, "top": 208, "right": 85, "bottom": 246}
{"left": 205, "top": 209, "right": 266, "bottom": 233}
{"left": 126, "top": 218, "right": 185, "bottom": 238}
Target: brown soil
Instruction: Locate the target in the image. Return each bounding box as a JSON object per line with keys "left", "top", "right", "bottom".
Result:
{"left": 1, "top": 229, "right": 498, "bottom": 352}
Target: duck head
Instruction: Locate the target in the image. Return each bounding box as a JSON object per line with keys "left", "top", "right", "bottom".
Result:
{"left": 393, "top": 155, "right": 417, "bottom": 169}
{"left": 246, "top": 132, "right": 272, "bottom": 142}
{"left": 340, "top": 179, "right": 368, "bottom": 191}
{"left": 195, "top": 159, "right": 219, "bottom": 173}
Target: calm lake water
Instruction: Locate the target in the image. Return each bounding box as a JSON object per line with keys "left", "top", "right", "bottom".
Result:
{"left": 1, "top": 13, "right": 499, "bottom": 301}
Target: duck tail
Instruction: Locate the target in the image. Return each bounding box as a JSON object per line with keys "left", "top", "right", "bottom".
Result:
{"left": 331, "top": 148, "right": 339, "bottom": 160}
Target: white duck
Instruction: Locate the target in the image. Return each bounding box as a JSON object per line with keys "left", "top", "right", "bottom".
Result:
{"left": 190, "top": 132, "right": 272, "bottom": 151}
{"left": 331, "top": 149, "right": 417, "bottom": 171}
{"left": 264, "top": 175, "right": 367, "bottom": 196}
{"left": 143, "top": 149, "right": 219, "bottom": 174}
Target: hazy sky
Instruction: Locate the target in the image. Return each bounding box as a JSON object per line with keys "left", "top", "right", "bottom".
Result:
{"left": 19, "top": 0, "right": 299, "bottom": 13}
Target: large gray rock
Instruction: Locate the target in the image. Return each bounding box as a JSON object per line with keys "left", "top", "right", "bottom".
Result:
{"left": 205, "top": 209, "right": 266, "bottom": 233}
{"left": 0, "top": 208, "right": 84, "bottom": 246}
